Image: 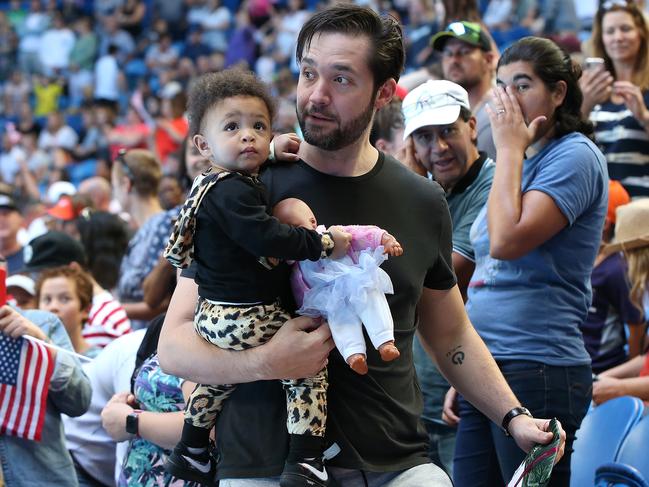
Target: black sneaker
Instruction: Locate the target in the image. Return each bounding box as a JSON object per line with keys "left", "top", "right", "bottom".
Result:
{"left": 165, "top": 442, "right": 217, "bottom": 486}
{"left": 279, "top": 458, "right": 336, "bottom": 487}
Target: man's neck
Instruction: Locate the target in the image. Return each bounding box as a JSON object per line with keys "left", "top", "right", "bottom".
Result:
{"left": 299, "top": 135, "right": 379, "bottom": 177}
{"left": 128, "top": 197, "right": 163, "bottom": 229}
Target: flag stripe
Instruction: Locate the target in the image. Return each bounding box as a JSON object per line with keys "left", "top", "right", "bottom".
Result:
{"left": 0, "top": 335, "right": 53, "bottom": 441}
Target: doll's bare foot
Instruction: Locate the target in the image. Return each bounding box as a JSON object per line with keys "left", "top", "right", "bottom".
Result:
{"left": 347, "top": 354, "right": 368, "bottom": 375}
{"left": 378, "top": 341, "right": 400, "bottom": 362}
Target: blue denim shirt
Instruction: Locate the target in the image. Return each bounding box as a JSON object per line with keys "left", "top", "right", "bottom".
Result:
{"left": 0, "top": 309, "right": 92, "bottom": 486}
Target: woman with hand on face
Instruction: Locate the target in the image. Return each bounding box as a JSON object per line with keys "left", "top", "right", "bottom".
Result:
{"left": 444, "top": 36, "right": 608, "bottom": 487}
{"left": 580, "top": 0, "right": 649, "bottom": 197}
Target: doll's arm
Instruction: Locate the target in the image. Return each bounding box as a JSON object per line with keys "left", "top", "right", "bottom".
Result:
{"left": 340, "top": 225, "right": 403, "bottom": 256}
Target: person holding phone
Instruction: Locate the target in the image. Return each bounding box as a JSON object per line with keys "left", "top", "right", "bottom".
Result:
{"left": 580, "top": 0, "right": 649, "bottom": 197}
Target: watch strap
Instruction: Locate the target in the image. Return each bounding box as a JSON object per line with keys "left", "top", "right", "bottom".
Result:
{"left": 502, "top": 406, "right": 532, "bottom": 436}
{"left": 126, "top": 409, "right": 142, "bottom": 436}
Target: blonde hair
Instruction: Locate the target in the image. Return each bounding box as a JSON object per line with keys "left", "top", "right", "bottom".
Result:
{"left": 626, "top": 246, "right": 649, "bottom": 316}
{"left": 591, "top": 3, "right": 649, "bottom": 90}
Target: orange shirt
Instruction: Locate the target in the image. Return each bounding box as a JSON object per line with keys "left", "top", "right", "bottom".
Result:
{"left": 154, "top": 116, "right": 188, "bottom": 166}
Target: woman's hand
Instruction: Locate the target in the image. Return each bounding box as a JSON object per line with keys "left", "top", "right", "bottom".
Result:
{"left": 579, "top": 66, "right": 613, "bottom": 116}
{"left": 613, "top": 81, "right": 649, "bottom": 128}
{"left": 442, "top": 386, "right": 460, "bottom": 426}
{"left": 272, "top": 133, "right": 301, "bottom": 162}
{"left": 0, "top": 305, "right": 48, "bottom": 341}
{"left": 101, "top": 392, "right": 137, "bottom": 442}
{"left": 487, "top": 86, "right": 546, "bottom": 157}
{"left": 592, "top": 376, "right": 625, "bottom": 405}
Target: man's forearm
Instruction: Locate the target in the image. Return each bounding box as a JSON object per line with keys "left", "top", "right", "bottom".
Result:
{"left": 432, "top": 323, "right": 520, "bottom": 426}
{"left": 418, "top": 286, "right": 520, "bottom": 427}
{"left": 158, "top": 315, "right": 270, "bottom": 384}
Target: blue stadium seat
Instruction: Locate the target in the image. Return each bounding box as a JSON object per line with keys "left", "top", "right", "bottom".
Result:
{"left": 595, "top": 463, "right": 649, "bottom": 487}
{"left": 594, "top": 412, "right": 649, "bottom": 486}
{"left": 570, "top": 396, "right": 645, "bottom": 487}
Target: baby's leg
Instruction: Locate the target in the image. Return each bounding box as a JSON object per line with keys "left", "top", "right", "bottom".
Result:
{"left": 353, "top": 289, "right": 400, "bottom": 362}
{"left": 329, "top": 310, "right": 368, "bottom": 374}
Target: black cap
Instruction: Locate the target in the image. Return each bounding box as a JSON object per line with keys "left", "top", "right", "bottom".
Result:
{"left": 20, "top": 231, "right": 87, "bottom": 273}
{"left": 0, "top": 194, "right": 18, "bottom": 211}
{"left": 430, "top": 21, "right": 492, "bottom": 52}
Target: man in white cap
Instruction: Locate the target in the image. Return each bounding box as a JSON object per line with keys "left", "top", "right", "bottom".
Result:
{"left": 402, "top": 79, "right": 495, "bottom": 475}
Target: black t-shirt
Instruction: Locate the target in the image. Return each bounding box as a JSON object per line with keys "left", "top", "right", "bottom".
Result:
{"left": 215, "top": 153, "right": 456, "bottom": 478}
{"left": 194, "top": 172, "right": 323, "bottom": 303}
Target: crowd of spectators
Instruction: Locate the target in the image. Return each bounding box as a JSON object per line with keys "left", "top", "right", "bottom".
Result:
{"left": 1, "top": 0, "right": 649, "bottom": 486}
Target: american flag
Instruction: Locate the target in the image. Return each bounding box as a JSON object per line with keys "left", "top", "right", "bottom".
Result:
{"left": 0, "top": 333, "right": 54, "bottom": 441}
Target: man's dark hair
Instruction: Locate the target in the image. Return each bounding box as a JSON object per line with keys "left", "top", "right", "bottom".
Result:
{"left": 370, "top": 99, "right": 403, "bottom": 145}
{"left": 187, "top": 68, "right": 276, "bottom": 137}
{"left": 296, "top": 4, "right": 405, "bottom": 91}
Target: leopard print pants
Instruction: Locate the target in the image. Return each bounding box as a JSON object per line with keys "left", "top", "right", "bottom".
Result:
{"left": 185, "top": 298, "right": 328, "bottom": 437}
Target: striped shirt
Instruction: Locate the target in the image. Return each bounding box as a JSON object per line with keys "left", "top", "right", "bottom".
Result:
{"left": 590, "top": 91, "right": 649, "bottom": 196}
{"left": 83, "top": 291, "right": 132, "bottom": 348}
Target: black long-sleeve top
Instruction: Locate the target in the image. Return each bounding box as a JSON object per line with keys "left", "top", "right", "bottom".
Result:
{"left": 193, "top": 172, "right": 323, "bottom": 303}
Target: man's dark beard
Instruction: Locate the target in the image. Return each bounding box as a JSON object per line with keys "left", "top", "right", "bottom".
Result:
{"left": 297, "top": 97, "right": 375, "bottom": 151}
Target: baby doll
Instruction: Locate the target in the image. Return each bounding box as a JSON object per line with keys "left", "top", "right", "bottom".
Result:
{"left": 273, "top": 198, "right": 403, "bottom": 375}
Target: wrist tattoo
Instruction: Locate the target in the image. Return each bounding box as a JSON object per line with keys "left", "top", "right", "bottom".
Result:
{"left": 446, "top": 345, "right": 465, "bottom": 365}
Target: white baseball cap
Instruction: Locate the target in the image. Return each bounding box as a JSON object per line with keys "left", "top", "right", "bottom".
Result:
{"left": 402, "top": 80, "right": 471, "bottom": 140}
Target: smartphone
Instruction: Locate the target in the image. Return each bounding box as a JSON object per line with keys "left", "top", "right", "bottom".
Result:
{"left": 584, "top": 57, "right": 605, "bottom": 70}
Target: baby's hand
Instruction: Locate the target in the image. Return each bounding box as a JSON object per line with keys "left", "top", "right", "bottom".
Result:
{"left": 382, "top": 233, "right": 403, "bottom": 256}
{"left": 327, "top": 226, "right": 352, "bottom": 259}
{"left": 272, "top": 133, "right": 301, "bottom": 162}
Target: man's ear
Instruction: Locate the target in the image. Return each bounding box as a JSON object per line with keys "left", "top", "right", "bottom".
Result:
{"left": 193, "top": 134, "right": 212, "bottom": 159}
{"left": 374, "top": 78, "right": 397, "bottom": 111}
{"left": 374, "top": 138, "right": 390, "bottom": 152}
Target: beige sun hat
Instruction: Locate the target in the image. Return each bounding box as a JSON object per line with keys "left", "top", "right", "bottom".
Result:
{"left": 606, "top": 198, "right": 649, "bottom": 252}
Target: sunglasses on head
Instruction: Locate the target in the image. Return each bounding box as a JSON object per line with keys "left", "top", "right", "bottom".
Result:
{"left": 600, "top": 0, "right": 631, "bottom": 11}
{"left": 115, "top": 148, "right": 135, "bottom": 180}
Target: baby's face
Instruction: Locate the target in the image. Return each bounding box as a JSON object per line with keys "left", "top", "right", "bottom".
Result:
{"left": 197, "top": 95, "right": 272, "bottom": 175}
{"left": 275, "top": 199, "right": 317, "bottom": 230}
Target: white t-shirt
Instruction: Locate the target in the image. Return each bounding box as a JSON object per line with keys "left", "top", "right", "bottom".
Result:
{"left": 94, "top": 54, "right": 120, "bottom": 101}
{"left": 64, "top": 330, "right": 145, "bottom": 487}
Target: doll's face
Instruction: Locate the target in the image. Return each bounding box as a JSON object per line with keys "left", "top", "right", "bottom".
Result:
{"left": 273, "top": 198, "right": 317, "bottom": 230}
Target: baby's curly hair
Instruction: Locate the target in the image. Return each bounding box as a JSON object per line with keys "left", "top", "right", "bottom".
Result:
{"left": 187, "top": 68, "right": 276, "bottom": 137}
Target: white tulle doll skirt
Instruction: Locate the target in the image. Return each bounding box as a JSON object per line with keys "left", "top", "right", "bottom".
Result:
{"left": 297, "top": 246, "right": 395, "bottom": 360}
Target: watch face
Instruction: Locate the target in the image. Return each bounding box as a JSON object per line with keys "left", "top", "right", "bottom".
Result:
{"left": 126, "top": 412, "right": 138, "bottom": 435}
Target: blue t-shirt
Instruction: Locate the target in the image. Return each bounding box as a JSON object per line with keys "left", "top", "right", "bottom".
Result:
{"left": 466, "top": 132, "right": 608, "bottom": 366}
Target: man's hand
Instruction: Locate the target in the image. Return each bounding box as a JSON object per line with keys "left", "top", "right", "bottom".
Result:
{"left": 273, "top": 133, "right": 301, "bottom": 162}
{"left": 0, "top": 305, "right": 48, "bottom": 341}
{"left": 327, "top": 226, "right": 352, "bottom": 259}
{"left": 381, "top": 233, "right": 403, "bottom": 256}
{"left": 101, "top": 392, "right": 137, "bottom": 442}
{"left": 442, "top": 386, "right": 460, "bottom": 426}
{"left": 508, "top": 415, "right": 566, "bottom": 463}
{"left": 260, "top": 316, "right": 335, "bottom": 380}
{"left": 399, "top": 136, "right": 428, "bottom": 177}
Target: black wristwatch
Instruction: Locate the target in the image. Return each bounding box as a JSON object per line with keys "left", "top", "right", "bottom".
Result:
{"left": 502, "top": 406, "right": 532, "bottom": 436}
{"left": 125, "top": 410, "right": 142, "bottom": 436}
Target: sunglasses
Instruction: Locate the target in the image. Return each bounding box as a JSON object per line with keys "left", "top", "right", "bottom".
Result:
{"left": 446, "top": 21, "right": 482, "bottom": 44}
{"left": 115, "top": 148, "right": 135, "bottom": 180}
{"left": 600, "top": 0, "right": 630, "bottom": 10}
